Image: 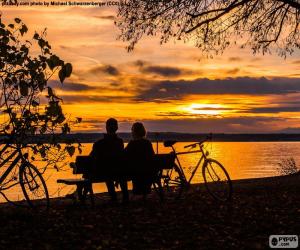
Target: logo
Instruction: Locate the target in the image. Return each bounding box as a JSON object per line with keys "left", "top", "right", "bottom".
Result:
{"left": 269, "top": 235, "right": 298, "bottom": 248}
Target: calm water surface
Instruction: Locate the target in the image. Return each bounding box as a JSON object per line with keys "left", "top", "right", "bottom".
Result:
{"left": 3, "top": 142, "right": 300, "bottom": 202}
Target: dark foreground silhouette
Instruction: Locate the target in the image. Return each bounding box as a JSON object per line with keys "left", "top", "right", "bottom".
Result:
{"left": 0, "top": 173, "right": 299, "bottom": 249}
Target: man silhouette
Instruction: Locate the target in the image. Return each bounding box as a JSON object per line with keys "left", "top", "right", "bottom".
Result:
{"left": 90, "top": 118, "right": 128, "bottom": 202}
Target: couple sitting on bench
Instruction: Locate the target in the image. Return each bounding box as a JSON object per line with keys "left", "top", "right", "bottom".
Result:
{"left": 88, "top": 118, "right": 155, "bottom": 203}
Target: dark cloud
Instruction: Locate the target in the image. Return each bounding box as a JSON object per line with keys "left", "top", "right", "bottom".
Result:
{"left": 136, "top": 77, "right": 300, "bottom": 102}
{"left": 156, "top": 112, "right": 210, "bottom": 117}
{"left": 134, "top": 60, "right": 147, "bottom": 68}
{"left": 226, "top": 68, "right": 240, "bottom": 75}
{"left": 141, "top": 66, "right": 182, "bottom": 77}
{"left": 104, "top": 65, "right": 119, "bottom": 76}
{"left": 60, "top": 95, "right": 131, "bottom": 104}
{"left": 93, "top": 15, "right": 115, "bottom": 20}
{"left": 49, "top": 81, "right": 96, "bottom": 91}
{"left": 249, "top": 106, "right": 300, "bottom": 113}
{"left": 289, "top": 74, "right": 300, "bottom": 77}
{"left": 89, "top": 65, "right": 120, "bottom": 76}
{"left": 134, "top": 60, "right": 195, "bottom": 77}
{"left": 78, "top": 116, "right": 286, "bottom": 133}
{"left": 250, "top": 57, "right": 262, "bottom": 62}
{"left": 228, "top": 57, "right": 242, "bottom": 62}
{"left": 156, "top": 107, "right": 231, "bottom": 116}
{"left": 193, "top": 107, "right": 230, "bottom": 111}
{"left": 280, "top": 127, "right": 300, "bottom": 133}
{"left": 60, "top": 45, "right": 71, "bottom": 50}
{"left": 157, "top": 106, "right": 300, "bottom": 117}
{"left": 140, "top": 116, "right": 285, "bottom": 133}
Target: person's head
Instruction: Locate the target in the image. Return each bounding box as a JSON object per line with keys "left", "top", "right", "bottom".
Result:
{"left": 106, "top": 118, "right": 118, "bottom": 134}
{"left": 131, "top": 122, "right": 146, "bottom": 139}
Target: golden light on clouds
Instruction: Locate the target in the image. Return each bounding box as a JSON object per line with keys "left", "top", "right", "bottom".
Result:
{"left": 182, "top": 104, "right": 227, "bottom": 116}
{"left": 1, "top": 4, "right": 300, "bottom": 133}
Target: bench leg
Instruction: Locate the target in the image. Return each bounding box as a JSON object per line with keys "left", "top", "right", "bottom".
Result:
{"left": 153, "top": 180, "right": 164, "bottom": 202}
{"left": 77, "top": 183, "right": 86, "bottom": 204}
{"left": 89, "top": 184, "right": 95, "bottom": 207}
{"left": 82, "top": 182, "right": 94, "bottom": 206}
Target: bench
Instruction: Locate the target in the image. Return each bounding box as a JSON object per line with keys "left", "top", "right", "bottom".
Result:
{"left": 57, "top": 154, "right": 175, "bottom": 205}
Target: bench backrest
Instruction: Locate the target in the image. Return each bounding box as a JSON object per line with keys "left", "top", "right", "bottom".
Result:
{"left": 73, "top": 153, "right": 176, "bottom": 175}
{"left": 152, "top": 153, "right": 176, "bottom": 170}
{"left": 73, "top": 156, "right": 93, "bottom": 174}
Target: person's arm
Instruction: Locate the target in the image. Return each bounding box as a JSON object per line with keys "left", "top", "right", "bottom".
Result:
{"left": 89, "top": 142, "right": 97, "bottom": 157}
{"left": 120, "top": 138, "right": 125, "bottom": 150}
{"left": 116, "top": 138, "right": 125, "bottom": 159}
{"left": 147, "top": 140, "right": 155, "bottom": 155}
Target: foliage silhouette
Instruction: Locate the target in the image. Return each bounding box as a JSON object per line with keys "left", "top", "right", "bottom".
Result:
{"left": 277, "top": 157, "right": 299, "bottom": 175}
{"left": 0, "top": 16, "right": 80, "bottom": 192}
{"left": 117, "top": 0, "right": 300, "bottom": 56}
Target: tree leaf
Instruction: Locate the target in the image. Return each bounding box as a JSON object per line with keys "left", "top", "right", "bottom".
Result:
{"left": 14, "top": 18, "right": 21, "bottom": 24}
{"left": 31, "top": 100, "right": 39, "bottom": 107}
{"left": 19, "top": 24, "right": 28, "bottom": 36}
{"left": 58, "top": 68, "right": 66, "bottom": 83}
{"left": 47, "top": 54, "right": 60, "bottom": 70}
{"left": 64, "top": 63, "right": 72, "bottom": 77}
{"left": 33, "top": 33, "right": 39, "bottom": 40}
{"left": 19, "top": 81, "right": 28, "bottom": 96}
{"left": 66, "top": 146, "right": 75, "bottom": 157}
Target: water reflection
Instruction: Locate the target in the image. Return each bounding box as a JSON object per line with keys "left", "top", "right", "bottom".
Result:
{"left": 2, "top": 142, "right": 300, "bottom": 202}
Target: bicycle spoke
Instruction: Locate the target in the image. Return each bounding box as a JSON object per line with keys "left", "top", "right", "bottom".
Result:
{"left": 160, "top": 164, "right": 185, "bottom": 198}
{"left": 203, "top": 159, "right": 232, "bottom": 201}
{"left": 19, "top": 163, "right": 49, "bottom": 209}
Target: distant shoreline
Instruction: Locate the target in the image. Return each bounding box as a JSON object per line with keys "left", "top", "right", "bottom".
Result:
{"left": 35, "top": 132, "right": 300, "bottom": 143}
{"left": 3, "top": 132, "right": 300, "bottom": 143}
{"left": 66, "top": 132, "right": 300, "bottom": 143}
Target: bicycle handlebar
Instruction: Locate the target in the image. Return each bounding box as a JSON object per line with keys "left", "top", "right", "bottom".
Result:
{"left": 184, "top": 134, "right": 212, "bottom": 149}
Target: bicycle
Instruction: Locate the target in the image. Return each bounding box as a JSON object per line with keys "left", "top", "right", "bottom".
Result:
{"left": 161, "top": 135, "right": 232, "bottom": 201}
{"left": 0, "top": 137, "right": 49, "bottom": 209}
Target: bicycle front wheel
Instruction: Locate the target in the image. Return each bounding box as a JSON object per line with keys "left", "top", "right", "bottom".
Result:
{"left": 19, "top": 163, "right": 49, "bottom": 209}
{"left": 202, "top": 159, "right": 232, "bottom": 202}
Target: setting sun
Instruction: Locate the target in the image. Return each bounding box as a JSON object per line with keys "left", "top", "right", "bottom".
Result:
{"left": 182, "top": 103, "right": 227, "bottom": 116}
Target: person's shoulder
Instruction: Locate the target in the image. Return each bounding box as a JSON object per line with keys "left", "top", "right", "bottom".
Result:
{"left": 127, "top": 139, "right": 134, "bottom": 145}
{"left": 115, "top": 135, "right": 123, "bottom": 143}
{"left": 142, "top": 138, "right": 152, "bottom": 144}
{"left": 126, "top": 139, "right": 136, "bottom": 148}
{"left": 93, "top": 135, "right": 106, "bottom": 145}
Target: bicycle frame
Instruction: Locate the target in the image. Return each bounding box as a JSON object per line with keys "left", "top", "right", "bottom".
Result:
{"left": 169, "top": 144, "right": 208, "bottom": 184}
{"left": 0, "top": 144, "right": 22, "bottom": 188}
{"left": 0, "top": 140, "right": 50, "bottom": 208}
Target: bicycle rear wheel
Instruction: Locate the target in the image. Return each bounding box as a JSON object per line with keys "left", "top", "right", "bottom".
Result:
{"left": 160, "top": 163, "right": 186, "bottom": 197}
{"left": 202, "top": 159, "right": 232, "bottom": 201}
{"left": 19, "top": 162, "right": 49, "bottom": 209}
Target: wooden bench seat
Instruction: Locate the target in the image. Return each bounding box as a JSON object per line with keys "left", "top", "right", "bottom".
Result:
{"left": 57, "top": 154, "right": 175, "bottom": 205}
{"left": 57, "top": 178, "right": 89, "bottom": 185}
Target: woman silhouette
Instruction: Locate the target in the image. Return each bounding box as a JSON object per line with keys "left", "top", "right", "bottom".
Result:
{"left": 125, "top": 122, "right": 155, "bottom": 195}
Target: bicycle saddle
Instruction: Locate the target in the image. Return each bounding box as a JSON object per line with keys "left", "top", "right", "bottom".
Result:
{"left": 164, "top": 140, "right": 177, "bottom": 147}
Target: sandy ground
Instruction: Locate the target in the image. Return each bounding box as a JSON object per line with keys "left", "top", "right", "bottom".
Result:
{"left": 0, "top": 173, "right": 299, "bottom": 249}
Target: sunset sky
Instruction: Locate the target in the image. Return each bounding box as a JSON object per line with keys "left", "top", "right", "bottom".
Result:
{"left": 2, "top": 2, "right": 300, "bottom": 133}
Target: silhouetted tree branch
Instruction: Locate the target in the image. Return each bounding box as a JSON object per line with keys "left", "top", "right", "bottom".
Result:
{"left": 117, "top": 0, "right": 300, "bottom": 56}
{"left": 0, "top": 17, "right": 81, "bottom": 190}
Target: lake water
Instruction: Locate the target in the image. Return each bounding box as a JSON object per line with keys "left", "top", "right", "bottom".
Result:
{"left": 2, "top": 142, "right": 300, "bottom": 202}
